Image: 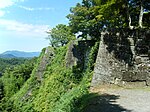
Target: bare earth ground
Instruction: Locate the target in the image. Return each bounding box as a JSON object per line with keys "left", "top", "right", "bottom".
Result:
{"left": 84, "top": 85, "right": 150, "bottom": 112}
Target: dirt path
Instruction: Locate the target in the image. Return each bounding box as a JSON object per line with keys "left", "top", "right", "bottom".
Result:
{"left": 84, "top": 85, "right": 150, "bottom": 112}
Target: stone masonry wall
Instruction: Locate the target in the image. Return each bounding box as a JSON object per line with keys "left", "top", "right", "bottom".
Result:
{"left": 65, "top": 40, "right": 95, "bottom": 70}
{"left": 91, "top": 29, "right": 150, "bottom": 87}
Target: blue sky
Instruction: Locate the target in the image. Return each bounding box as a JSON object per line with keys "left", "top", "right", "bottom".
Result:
{"left": 0, "top": 0, "right": 81, "bottom": 53}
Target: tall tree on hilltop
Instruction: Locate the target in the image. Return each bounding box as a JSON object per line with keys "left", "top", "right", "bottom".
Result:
{"left": 67, "top": 1, "right": 103, "bottom": 40}
{"left": 47, "top": 24, "right": 75, "bottom": 47}
{"left": 68, "top": 0, "right": 150, "bottom": 39}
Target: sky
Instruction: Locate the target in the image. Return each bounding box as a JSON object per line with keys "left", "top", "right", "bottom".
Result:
{"left": 0, "top": 0, "right": 82, "bottom": 53}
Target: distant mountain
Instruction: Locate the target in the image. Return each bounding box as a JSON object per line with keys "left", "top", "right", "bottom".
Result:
{"left": 1, "top": 50, "right": 40, "bottom": 58}
{"left": 0, "top": 54, "right": 16, "bottom": 58}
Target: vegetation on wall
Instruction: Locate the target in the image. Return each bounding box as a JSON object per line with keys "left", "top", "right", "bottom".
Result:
{"left": 0, "top": 41, "right": 99, "bottom": 112}
{"left": 0, "top": 0, "right": 149, "bottom": 112}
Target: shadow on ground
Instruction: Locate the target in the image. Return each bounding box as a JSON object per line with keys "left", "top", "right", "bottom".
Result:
{"left": 74, "top": 93, "right": 132, "bottom": 112}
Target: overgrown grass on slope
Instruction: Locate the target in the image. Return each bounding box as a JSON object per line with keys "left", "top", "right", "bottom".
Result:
{"left": 3, "top": 42, "right": 99, "bottom": 112}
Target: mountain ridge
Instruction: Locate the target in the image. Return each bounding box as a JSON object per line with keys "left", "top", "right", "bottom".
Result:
{"left": 0, "top": 50, "right": 40, "bottom": 58}
{"left": 0, "top": 54, "right": 16, "bottom": 58}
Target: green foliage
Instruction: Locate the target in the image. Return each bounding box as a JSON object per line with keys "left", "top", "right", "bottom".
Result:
{"left": 67, "top": 3, "right": 102, "bottom": 39}
{"left": 87, "top": 41, "right": 99, "bottom": 71}
{"left": 123, "top": 0, "right": 150, "bottom": 28}
{"left": 0, "top": 58, "right": 27, "bottom": 74}
{"left": 67, "top": 0, "right": 150, "bottom": 40}
{"left": 47, "top": 24, "right": 76, "bottom": 47}
{"left": 0, "top": 40, "right": 99, "bottom": 112}
{"left": 1, "top": 0, "right": 149, "bottom": 111}
{"left": 3, "top": 0, "right": 149, "bottom": 111}
{"left": 0, "top": 57, "right": 37, "bottom": 111}
{"left": 0, "top": 79, "right": 4, "bottom": 100}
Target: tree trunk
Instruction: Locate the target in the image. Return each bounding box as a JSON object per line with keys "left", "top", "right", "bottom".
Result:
{"left": 126, "top": 0, "right": 133, "bottom": 29}
{"left": 139, "top": 0, "right": 144, "bottom": 28}
{"left": 128, "top": 15, "right": 132, "bottom": 29}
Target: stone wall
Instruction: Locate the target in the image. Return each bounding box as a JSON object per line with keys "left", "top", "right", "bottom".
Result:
{"left": 65, "top": 40, "right": 96, "bottom": 70}
{"left": 35, "top": 47, "right": 54, "bottom": 82}
{"left": 91, "top": 29, "right": 150, "bottom": 87}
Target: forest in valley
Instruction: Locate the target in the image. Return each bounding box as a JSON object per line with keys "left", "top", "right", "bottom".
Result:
{"left": 0, "top": 0, "right": 149, "bottom": 112}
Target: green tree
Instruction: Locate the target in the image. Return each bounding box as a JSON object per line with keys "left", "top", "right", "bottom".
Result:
{"left": 67, "top": 2, "right": 103, "bottom": 40}
{"left": 126, "top": 0, "right": 150, "bottom": 28}
{"left": 0, "top": 58, "right": 27, "bottom": 74}
{"left": 67, "top": 0, "right": 129, "bottom": 40}
{"left": 1, "top": 57, "right": 37, "bottom": 99}
{"left": 68, "top": 0, "right": 150, "bottom": 39}
{"left": 47, "top": 24, "right": 75, "bottom": 47}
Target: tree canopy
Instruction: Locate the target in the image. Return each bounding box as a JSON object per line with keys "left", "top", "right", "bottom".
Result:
{"left": 47, "top": 24, "right": 75, "bottom": 47}
{"left": 0, "top": 57, "right": 37, "bottom": 110}
{"left": 67, "top": 0, "right": 150, "bottom": 39}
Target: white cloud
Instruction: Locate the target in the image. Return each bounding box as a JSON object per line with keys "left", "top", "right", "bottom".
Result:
{"left": 18, "top": 5, "right": 34, "bottom": 11}
{"left": 0, "top": 0, "right": 25, "bottom": 17}
{"left": 0, "top": 19, "right": 49, "bottom": 37}
{"left": 0, "top": 0, "right": 13, "bottom": 8}
{"left": 19, "top": 5, "right": 55, "bottom": 11}
{"left": 0, "top": 0, "right": 24, "bottom": 9}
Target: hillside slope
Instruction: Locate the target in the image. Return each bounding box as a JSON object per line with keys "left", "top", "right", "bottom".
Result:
{"left": 1, "top": 41, "right": 99, "bottom": 112}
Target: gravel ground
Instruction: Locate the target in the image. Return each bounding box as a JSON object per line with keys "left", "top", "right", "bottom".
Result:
{"left": 105, "top": 89, "right": 150, "bottom": 112}
{"left": 85, "top": 85, "right": 150, "bottom": 112}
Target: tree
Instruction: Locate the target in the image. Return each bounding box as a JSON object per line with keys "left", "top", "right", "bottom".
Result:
{"left": 125, "top": 0, "right": 150, "bottom": 28}
{"left": 47, "top": 24, "right": 75, "bottom": 47}
{"left": 67, "top": 2, "right": 103, "bottom": 40}
{"left": 0, "top": 58, "right": 27, "bottom": 74}
{"left": 0, "top": 57, "right": 37, "bottom": 99}
{"left": 68, "top": 0, "right": 150, "bottom": 39}
{"left": 67, "top": 0, "right": 128, "bottom": 40}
